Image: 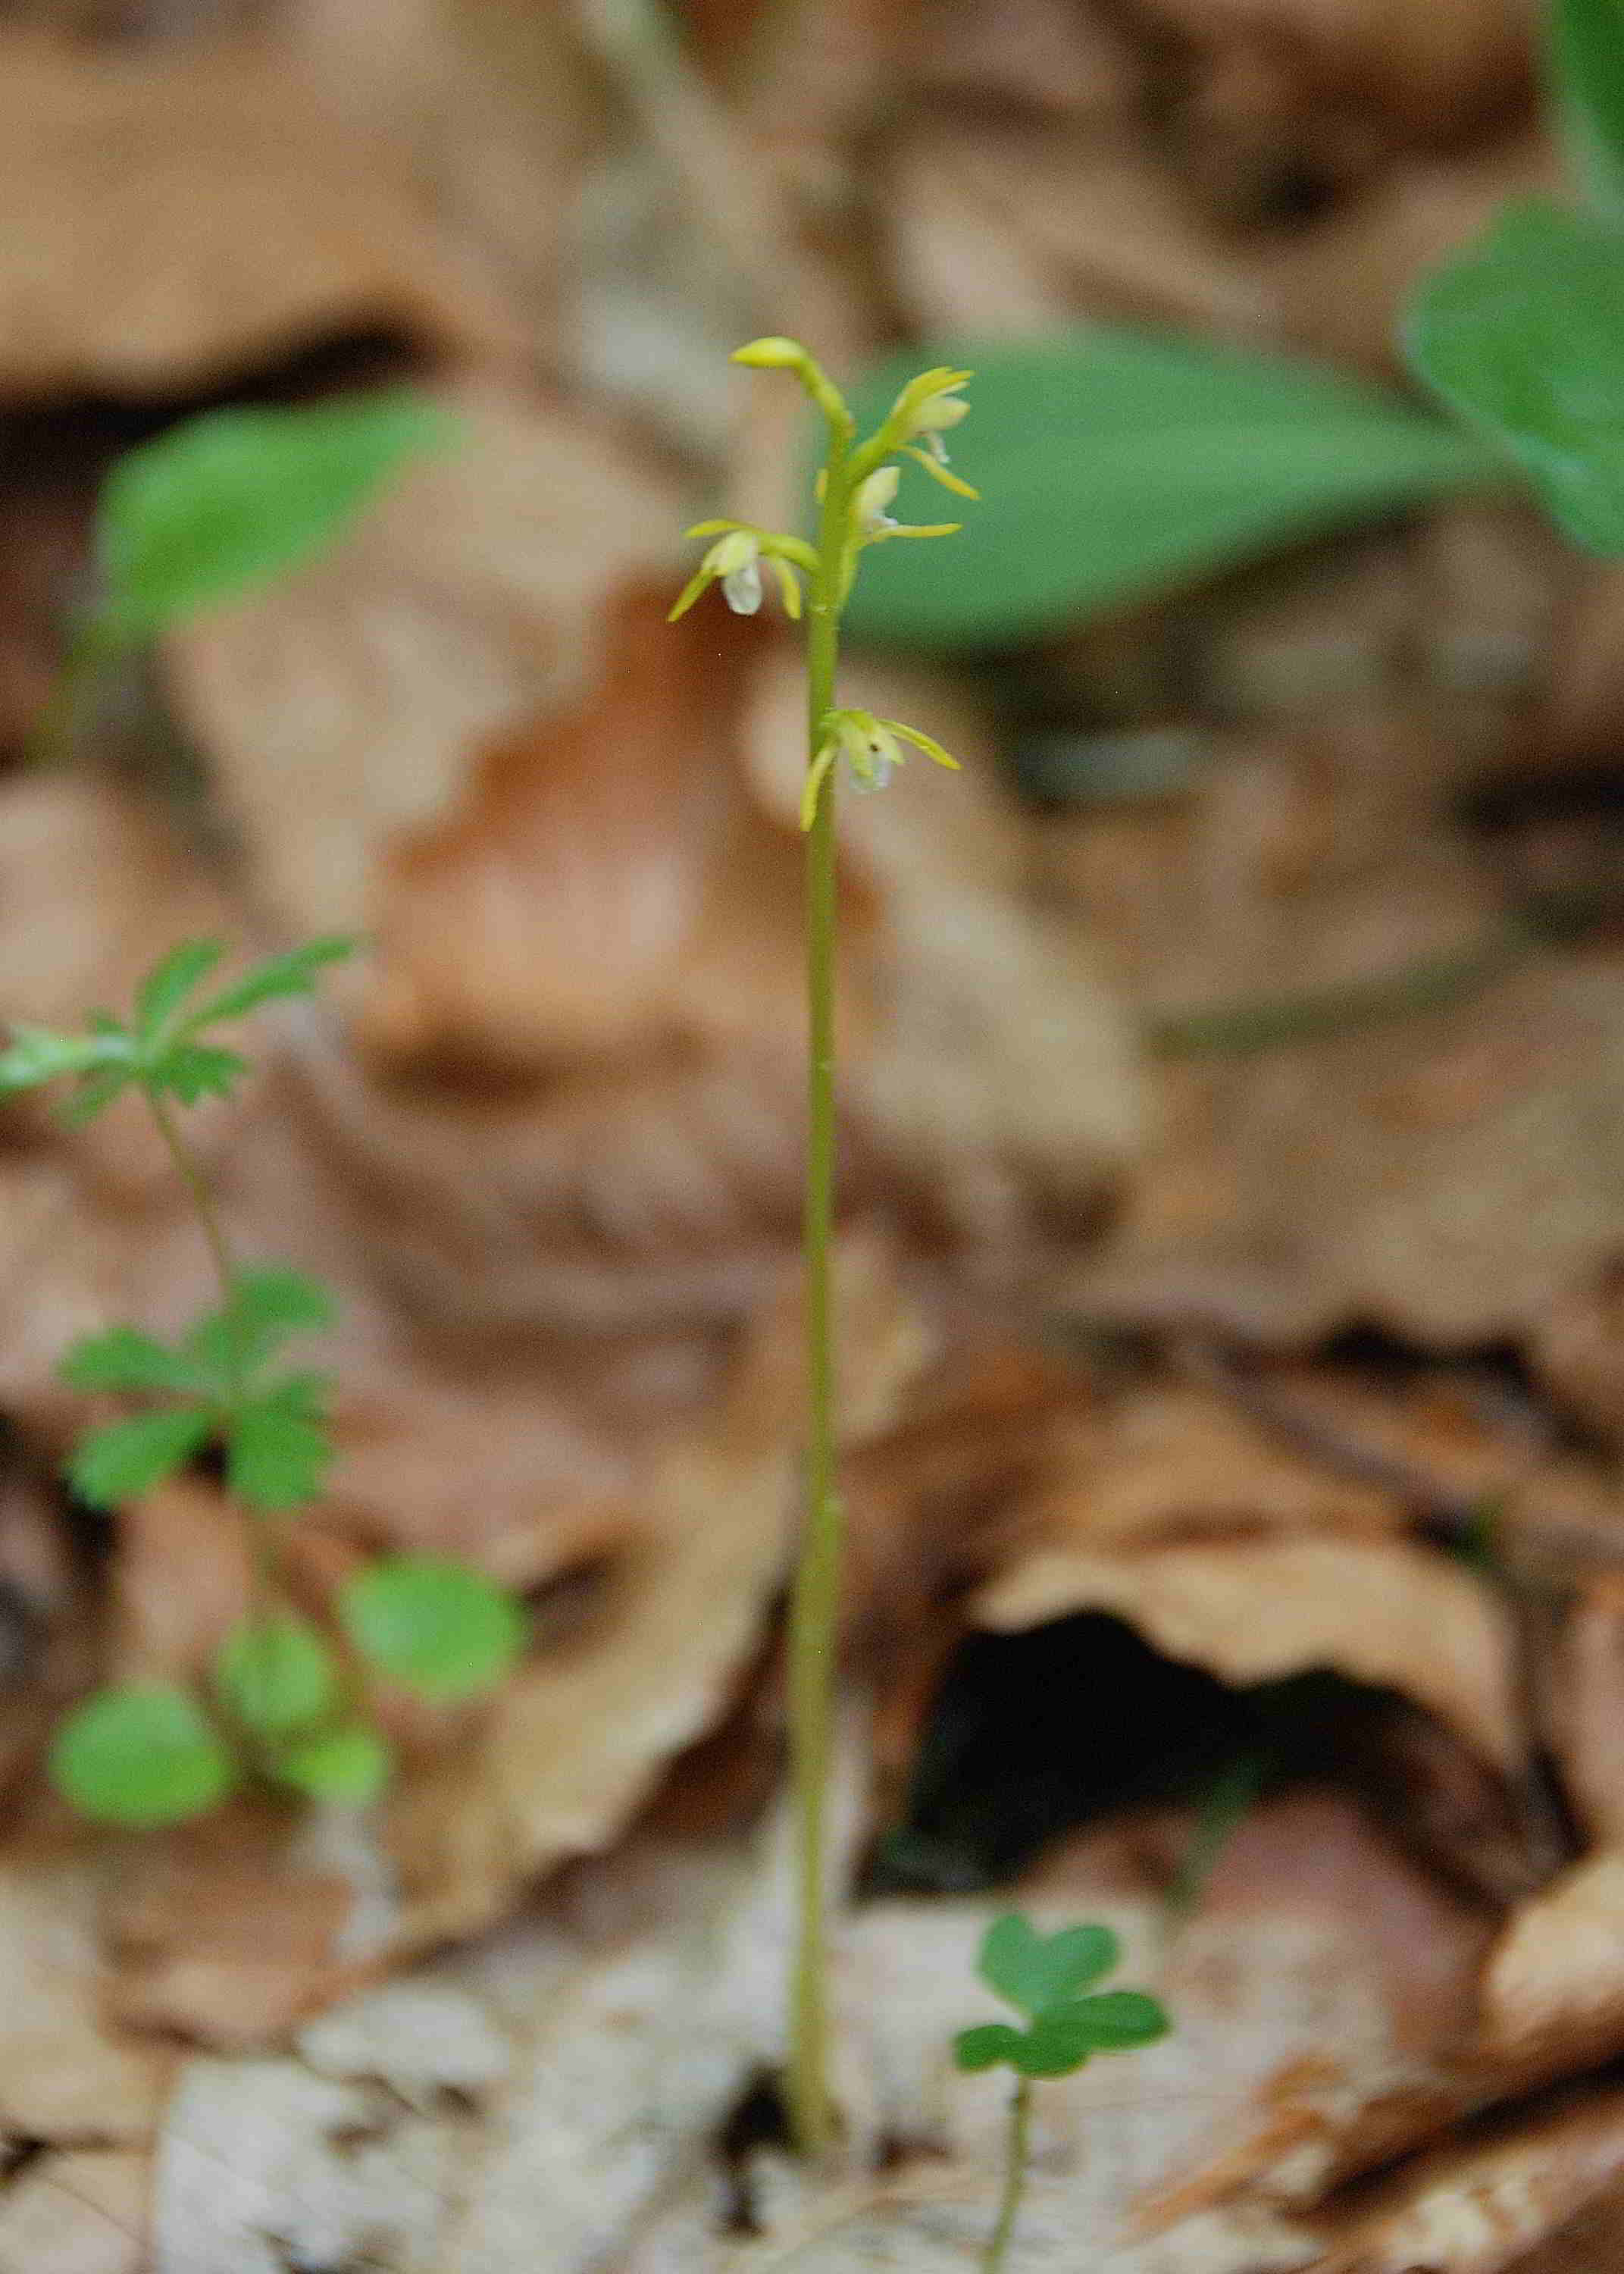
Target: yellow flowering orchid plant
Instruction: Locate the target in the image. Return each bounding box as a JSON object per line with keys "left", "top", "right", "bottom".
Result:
{"left": 671, "top": 339, "right": 973, "bottom": 2158}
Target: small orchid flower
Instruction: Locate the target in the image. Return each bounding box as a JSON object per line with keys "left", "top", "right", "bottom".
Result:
{"left": 668, "top": 521, "right": 817, "bottom": 624}
{"left": 880, "top": 366, "right": 979, "bottom": 499}
{"left": 800, "top": 706, "right": 961, "bottom": 828}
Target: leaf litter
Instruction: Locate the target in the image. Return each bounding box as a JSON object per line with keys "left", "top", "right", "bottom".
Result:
{"left": 1, "top": 0, "right": 1624, "bottom": 2267}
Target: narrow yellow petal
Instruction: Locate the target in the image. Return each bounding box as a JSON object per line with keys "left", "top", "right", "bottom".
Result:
{"left": 667, "top": 566, "right": 714, "bottom": 622}
{"left": 771, "top": 556, "right": 803, "bottom": 620}
{"left": 903, "top": 445, "right": 980, "bottom": 500}
{"left": 885, "top": 719, "right": 961, "bottom": 770}
{"left": 800, "top": 743, "right": 837, "bottom": 831}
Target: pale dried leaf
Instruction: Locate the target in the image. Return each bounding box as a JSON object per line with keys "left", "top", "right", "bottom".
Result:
{"left": 0, "top": 2149, "right": 149, "bottom": 2274}
{"left": 0, "top": 30, "right": 521, "bottom": 399}
{"left": 0, "top": 1850, "right": 172, "bottom": 2141}
{"left": 1479, "top": 1853, "right": 1624, "bottom": 2069}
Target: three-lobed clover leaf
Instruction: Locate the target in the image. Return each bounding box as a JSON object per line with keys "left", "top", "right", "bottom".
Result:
{"left": 339, "top": 1555, "right": 524, "bottom": 1702}
{"left": 953, "top": 1912, "right": 1169, "bottom": 2081}
{"left": 978, "top": 1913, "right": 1119, "bottom": 2017}
{"left": 49, "top": 1682, "right": 236, "bottom": 1826}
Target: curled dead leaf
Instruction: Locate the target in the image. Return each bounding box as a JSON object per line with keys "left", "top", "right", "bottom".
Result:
{"left": 0, "top": 30, "right": 522, "bottom": 401}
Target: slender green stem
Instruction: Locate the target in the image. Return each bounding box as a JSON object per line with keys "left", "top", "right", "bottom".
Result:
{"left": 147, "top": 1088, "right": 277, "bottom": 1659}
{"left": 148, "top": 1092, "right": 239, "bottom": 1336}
{"left": 785, "top": 421, "right": 851, "bottom": 2164}
{"left": 984, "top": 2078, "right": 1031, "bottom": 2274}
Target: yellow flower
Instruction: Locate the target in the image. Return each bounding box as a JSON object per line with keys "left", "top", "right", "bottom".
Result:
{"left": 668, "top": 522, "right": 814, "bottom": 623}
{"left": 800, "top": 708, "right": 961, "bottom": 828}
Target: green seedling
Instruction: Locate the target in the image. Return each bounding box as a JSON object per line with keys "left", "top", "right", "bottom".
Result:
{"left": 33, "top": 388, "right": 452, "bottom": 768}
{"left": 0, "top": 935, "right": 523, "bottom": 1826}
{"left": 953, "top": 1912, "right": 1169, "bottom": 2274}
{"left": 674, "top": 339, "right": 973, "bottom": 2157}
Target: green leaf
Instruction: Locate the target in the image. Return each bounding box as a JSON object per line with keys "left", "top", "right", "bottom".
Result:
{"left": 68, "top": 1405, "right": 213, "bottom": 1507}
{"left": 271, "top": 1721, "right": 393, "bottom": 1805}
{"left": 226, "top": 1376, "right": 333, "bottom": 1511}
{"left": 953, "top": 2023, "right": 1029, "bottom": 2074}
{"left": 215, "top": 1612, "right": 339, "bottom": 1736}
{"left": 60, "top": 1324, "right": 205, "bottom": 1398}
{"left": 1551, "top": 0, "right": 1624, "bottom": 219}
{"left": 49, "top": 1683, "right": 236, "bottom": 1826}
{"left": 95, "top": 391, "right": 456, "bottom": 642}
{"left": 186, "top": 937, "right": 356, "bottom": 1030}
{"left": 1404, "top": 199, "right": 1624, "bottom": 554}
{"left": 340, "top": 1556, "right": 524, "bottom": 1701}
{"left": 146, "top": 1041, "right": 248, "bottom": 1107}
{"left": 1019, "top": 1991, "right": 1170, "bottom": 2074}
{"left": 978, "top": 1913, "right": 1120, "bottom": 2019}
{"left": 0, "top": 1024, "right": 130, "bottom": 1100}
{"left": 61, "top": 1062, "right": 139, "bottom": 1125}
{"left": 134, "top": 940, "right": 224, "bottom": 1039}
{"left": 182, "top": 1269, "right": 336, "bottom": 1392}
{"left": 837, "top": 329, "right": 1500, "bottom": 648}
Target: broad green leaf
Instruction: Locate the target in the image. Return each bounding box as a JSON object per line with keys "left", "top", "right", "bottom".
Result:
{"left": 49, "top": 1683, "right": 235, "bottom": 1826}
{"left": 215, "top": 1612, "right": 338, "bottom": 1736}
{"left": 978, "top": 1913, "right": 1120, "bottom": 2019}
{"left": 1404, "top": 199, "right": 1624, "bottom": 553}
{"left": 0, "top": 1024, "right": 129, "bottom": 1099}
{"left": 135, "top": 940, "right": 223, "bottom": 1039}
{"left": 95, "top": 391, "right": 455, "bottom": 642}
{"left": 68, "top": 1405, "right": 213, "bottom": 1507}
{"left": 340, "top": 1556, "right": 524, "bottom": 1701}
{"left": 226, "top": 1377, "right": 333, "bottom": 1511}
{"left": 272, "top": 1721, "right": 392, "bottom": 1805}
{"left": 837, "top": 330, "right": 1500, "bottom": 647}
{"left": 60, "top": 1324, "right": 205, "bottom": 1398}
{"left": 1551, "top": 0, "right": 1624, "bottom": 219}
{"left": 1029, "top": 1991, "right": 1170, "bottom": 2063}
{"left": 186, "top": 936, "right": 355, "bottom": 1029}
{"left": 147, "top": 1040, "right": 248, "bottom": 1106}
{"left": 953, "top": 2023, "right": 1028, "bottom": 2074}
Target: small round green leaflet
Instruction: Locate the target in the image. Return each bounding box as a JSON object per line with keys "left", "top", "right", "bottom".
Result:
{"left": 49, "top": 1684, "right": 236, "bottom": 1827}
{"left": 340, "top": 1556, "right": 523, "bottom": 1702}
{"left": 273, "top": 1723, "right": 392, "bottom": 1805}
{"left": 214, "top": 1612, "right": 338, "bottom": 1738}
{"left": 94, "top": 390, "right": 455, "bottom": 646}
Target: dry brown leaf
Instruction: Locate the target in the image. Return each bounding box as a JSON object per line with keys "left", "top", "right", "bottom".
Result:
{"left": 0, "top": 1846, "right": 173, "bottom": 2141}
{"left": 1044, "top": 699, "right": 1624, "bottom": 1348}
{"left": 1267, "top": 130, "right": 1559, "bottom": 376}
{"left": 887, "top": 118, "right": 1277, "bottom": 349}
{"left": 164, "top": 381, "right": 687, "bottom": 948}
{"left": 968, "top": 1383, "right": 1519, "bottom": 1769}
{"left": 1478, "top": 1851, "right": 1624, "bottom": 2070}
{"left": 1547, "top": 1581, "right": 1624, "bottom": 1850}
{"left": 1305, "top": 2086, "right": 1624, "bottom": 2274}
{"left": 0, "top": 29, "right": 522, "bottom": 401}
{"left": 1115, "top": 0, "right": 1535, "bottom": 220}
